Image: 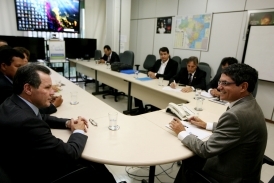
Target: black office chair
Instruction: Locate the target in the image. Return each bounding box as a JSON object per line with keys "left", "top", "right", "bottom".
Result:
{"left": 181, "top": 58, "right": 188, "bottom": 68}
{"left": 199, "top": 62, "right": 210, "bottom": 67}
{"left": 136, "top": 54, "right": 156, "bottom": 74}
{"left": 198, "top": 65, "right": 211, "bottom": 87}
{"left": 172, "top": 56, "right": 182, "bottom": 74}
{"left": 103, "top": 50, "right": 135, "bottom": 102}
{"left": 186, "top": 155, "right": 274, "bottom": 183}
{"left": 94, "top": 50, "right": 102, "bottom": 60}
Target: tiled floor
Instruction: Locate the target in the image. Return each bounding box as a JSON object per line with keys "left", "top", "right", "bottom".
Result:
{"left": 79, "top": 81, "right": 274, "bottom": 183}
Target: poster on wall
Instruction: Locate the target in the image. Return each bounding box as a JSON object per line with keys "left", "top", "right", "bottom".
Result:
{"left": 173, "top": 13, "right": 212, "bottom": 51}
{"left": 156, "top": 17, "right": 172, "bottom": 34}
{"left": 249, "top": 11, "right": 274, "bottom": 25}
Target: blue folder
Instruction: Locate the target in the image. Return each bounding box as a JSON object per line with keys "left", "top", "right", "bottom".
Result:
{"left": 136, "top": 77, "right": 153, "bottom": 81}
{"left": 120, "top": 69, "right": 136, "bottom": 74}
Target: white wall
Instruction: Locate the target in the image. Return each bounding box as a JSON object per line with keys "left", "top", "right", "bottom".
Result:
{"left": 85, "top": 0, "right": 106, "bottom": 50}
{"left": 0, "top": 0, "right": 24, "bottom": 36}
{"left": 129, "top": 0, "right": 274, "bottom": 120}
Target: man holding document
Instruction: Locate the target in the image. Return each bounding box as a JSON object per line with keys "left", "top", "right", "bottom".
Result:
{"left": 169, "top": 63, "right": 267, "bottom": 183}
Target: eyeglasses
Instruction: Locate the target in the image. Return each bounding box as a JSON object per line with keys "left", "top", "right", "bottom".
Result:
{"left": 218, "top": 81, "right": 235, "bottom": 86}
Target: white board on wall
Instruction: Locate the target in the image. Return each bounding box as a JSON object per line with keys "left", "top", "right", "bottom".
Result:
{"left": 244, "top": 26, "right": 274, "bottom": 82}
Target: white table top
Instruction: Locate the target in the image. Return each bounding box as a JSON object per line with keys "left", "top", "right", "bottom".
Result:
{"left": 49, "top": 62, "right": 226, "bottom": 166}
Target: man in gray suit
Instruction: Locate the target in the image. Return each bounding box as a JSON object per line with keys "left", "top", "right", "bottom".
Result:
{"left": 170, "top": 63, "right": 267, "bottom": 183}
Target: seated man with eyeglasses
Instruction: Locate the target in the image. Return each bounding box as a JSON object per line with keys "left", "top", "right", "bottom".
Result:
{"left": 169, "top": 63, "right": 267, "bottom": 183}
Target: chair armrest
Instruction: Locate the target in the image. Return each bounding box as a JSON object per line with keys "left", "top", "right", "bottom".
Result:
{"left": 263, "top": 155, "right": 274, "bottom": 166}
{"left": 135, "top": 64, "right": 140, "bottom": 70}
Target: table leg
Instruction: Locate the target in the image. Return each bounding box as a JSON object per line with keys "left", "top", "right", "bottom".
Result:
{"left": 148, "top": 166, "right": 155, "bottom": 183}
{"left": 92, "top": 70, "right": 108, "bottom": 95}
{"left": 123, "top": 82, "right": 133, "bottom": 114}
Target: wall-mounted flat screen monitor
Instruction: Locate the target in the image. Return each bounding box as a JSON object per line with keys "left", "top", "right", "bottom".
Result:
{"left": 0, "top": 35, "right": 45, "bottom": 61}
{"left": 14, "top": 0, "right": 80, "bottom": 33}
{"left": 64, "top": 38, "right": 97, "bottom": 59}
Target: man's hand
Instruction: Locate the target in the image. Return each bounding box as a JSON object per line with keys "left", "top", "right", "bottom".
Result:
{"left": 52, "top": 95, "right": 63, "bottom": 107}
{"left": 99, "top": 59, "right": 106, "bottom": 64}
{"left": 68, "top": 116, "right": 89, "bottom": 132}
{"left": 187, "top": 116, "right": 207, "bottom": 129}
{"left": 181, "top": 86, "right": 193, "bottom": 93}
{"left": 169, "top": 118, "right": 186, "bottom": 135}
{"left": 169, "top": 82, "right": 177, "bottom": 89}
{"left": 210, "top": 89, "right": 220, "bottom": 97}
{"left": 52, "top": 85, "right": 61, "bottom": 92}
{"left": 148, "top": 71, "right": 157, "bottom": 79}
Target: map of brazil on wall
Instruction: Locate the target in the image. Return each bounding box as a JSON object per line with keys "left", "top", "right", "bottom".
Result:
{"left": 174, "top": 13, "right": 212, "bottom": 51}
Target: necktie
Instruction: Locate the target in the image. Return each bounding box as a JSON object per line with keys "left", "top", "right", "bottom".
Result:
{"left": 188, "top": 73, "right": 192, "bottom": 85}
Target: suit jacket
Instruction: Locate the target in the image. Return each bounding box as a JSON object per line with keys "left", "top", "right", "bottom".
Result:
{"left": 149, "top": 59, "right": 178, "bottom": 80}
{"left": 182, "top": 95, "right": 267, "bottom": 183}
{"left": 0, "top": 71, "right": 57, "bottom": 114}
{"left": 101, "top": 51, "right": 120, "bottom": 64}
{"left": 207, "top": 72, "right": 221, "bottom": 90}
{"left": 169, "top": 67, "right": 206, "bottom": 90}
{"left": 0, "top": 95, "right": 88, "bottom": 182}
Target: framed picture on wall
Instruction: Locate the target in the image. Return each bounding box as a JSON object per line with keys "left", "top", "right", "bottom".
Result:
{"left": 243, "top": 9, "right": 274, "bottom": 40}
{"left": 156, "top": 17, "right": 172, "bottom": 34}
{"left": 249, "top": 11, "right": 274, "bottom": 25}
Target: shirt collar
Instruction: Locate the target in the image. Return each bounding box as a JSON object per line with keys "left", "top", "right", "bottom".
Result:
{"left": 161, "top": 59, "right": 169, "bottom": 65}
{"left": 228, "top": 97, "right": 245, "bottom": 109}
{"left": 18, "top": 95, "right": 39, "bottom": 116}
{"left": 4, "top": 75, "right": 13, "bottom": 84}
{"left": 189, "top": 71, "right": 196, "bottom": 76}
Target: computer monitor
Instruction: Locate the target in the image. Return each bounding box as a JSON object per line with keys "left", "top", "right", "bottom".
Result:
{"left": 64, "top": 38, "right": 97, "bottom": 59}
{"left": 0, "top": 35, "right": 45, "bottom": 61}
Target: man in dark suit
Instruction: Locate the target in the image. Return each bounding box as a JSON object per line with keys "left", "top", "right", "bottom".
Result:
{"left": 100, "top": 45, "right": 120, "bottom": 64}
{"left": 147, "top": 47, "right": 178, "bottom": 80}
{"left": 207, "top": 57, "right": 238, "bottom": 97}
{"left": 169, "top": 56, "right": 206, "bottom": 92}
{"left": 0, "top": 46, "right": 62, "bottom": 113}
{"left": 0, "top": 64, "right": 116, "bottom": 183}
{"left": 170, "top": 64, "right": 267, "bottom": 183}
{"left": 134, "top": 47, "right": 178, "bottom": 114}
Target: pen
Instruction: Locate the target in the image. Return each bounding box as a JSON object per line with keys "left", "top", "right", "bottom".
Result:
{"left": 89, "top": 119, "right": 98, "bottom": 126}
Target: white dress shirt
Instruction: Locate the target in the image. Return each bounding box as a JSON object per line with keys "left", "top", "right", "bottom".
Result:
{"left": 155, "top": 59, "right": 169, "bottom": 76}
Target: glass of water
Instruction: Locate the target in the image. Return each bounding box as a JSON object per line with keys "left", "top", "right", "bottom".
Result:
{"left": 108, "top": 112, "right": 119, "bottom": 131}
{"left": 195, "top": 88, "right": 202, "bottom": 99}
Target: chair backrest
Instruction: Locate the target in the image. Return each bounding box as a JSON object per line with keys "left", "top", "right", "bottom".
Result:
{"left": 94, "top": 50, "right": 102, "bottom": 60}
{"left": 0, "top": 165, "right": 12, "bottom": 183}
{"left": 252, "top": 79, "right": 259, "bottom": 98}
{"left": 199, "top": 62, "right": 210, "bottom": 67}
{"left": 181, "top": 58, "right": 188, "bottom": 69}
{"left": 198, "top": 65, "right": 211, "bottom": 85}
{"left": 143, "top": 54, "right": 156, "bottom": 70}
{"left": 120, "top": 50, "right": 134, "bottom": 67}
{"left": 172, "top": 56, "right": 182, "bottom": 74}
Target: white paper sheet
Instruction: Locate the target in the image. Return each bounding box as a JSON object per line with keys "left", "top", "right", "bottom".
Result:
{"left": 166, "top": 120, "right": 212, "bottom": 140}
{"left": 162, "top": 86, "right": 181, "bottom": 92}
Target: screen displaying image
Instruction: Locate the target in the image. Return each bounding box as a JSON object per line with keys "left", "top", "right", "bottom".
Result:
{"left": 14, "top": 0, "right": 80, "bottom": 33}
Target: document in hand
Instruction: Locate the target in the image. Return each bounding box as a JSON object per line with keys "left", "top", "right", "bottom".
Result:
{"left": 166, "top": 120, "right": 212, "bottom": 140}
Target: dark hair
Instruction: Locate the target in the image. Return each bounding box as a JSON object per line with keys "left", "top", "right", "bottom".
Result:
{"left": 187, "top": 56, "right": 198, "bottom": 65}
{"left": 159, "top": 47, "right": 169, "bottom": 54}
{"left": 13, "top": 64, "right": 51, "bottom": 95}
{"left": 0, "top": 46, "right": 25, "bottom": 66}
{"left": 222, "top": 63, "right": 258, "bottom": 93}
{"left": 0, "top": 39, "right": 8, "bottom": 45}
{"left": 13, "top": 47, "right": 30, "bottom": 61}
{"left": 221, "top": 57, "right": 238, "bottom": 66}
{"left": 103, "top": 45, "right": 111, "bottom": 51}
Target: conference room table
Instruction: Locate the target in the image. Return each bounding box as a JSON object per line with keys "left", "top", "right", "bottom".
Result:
{"left": 49, "top": 63, "right": 227, "bottom": 183}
